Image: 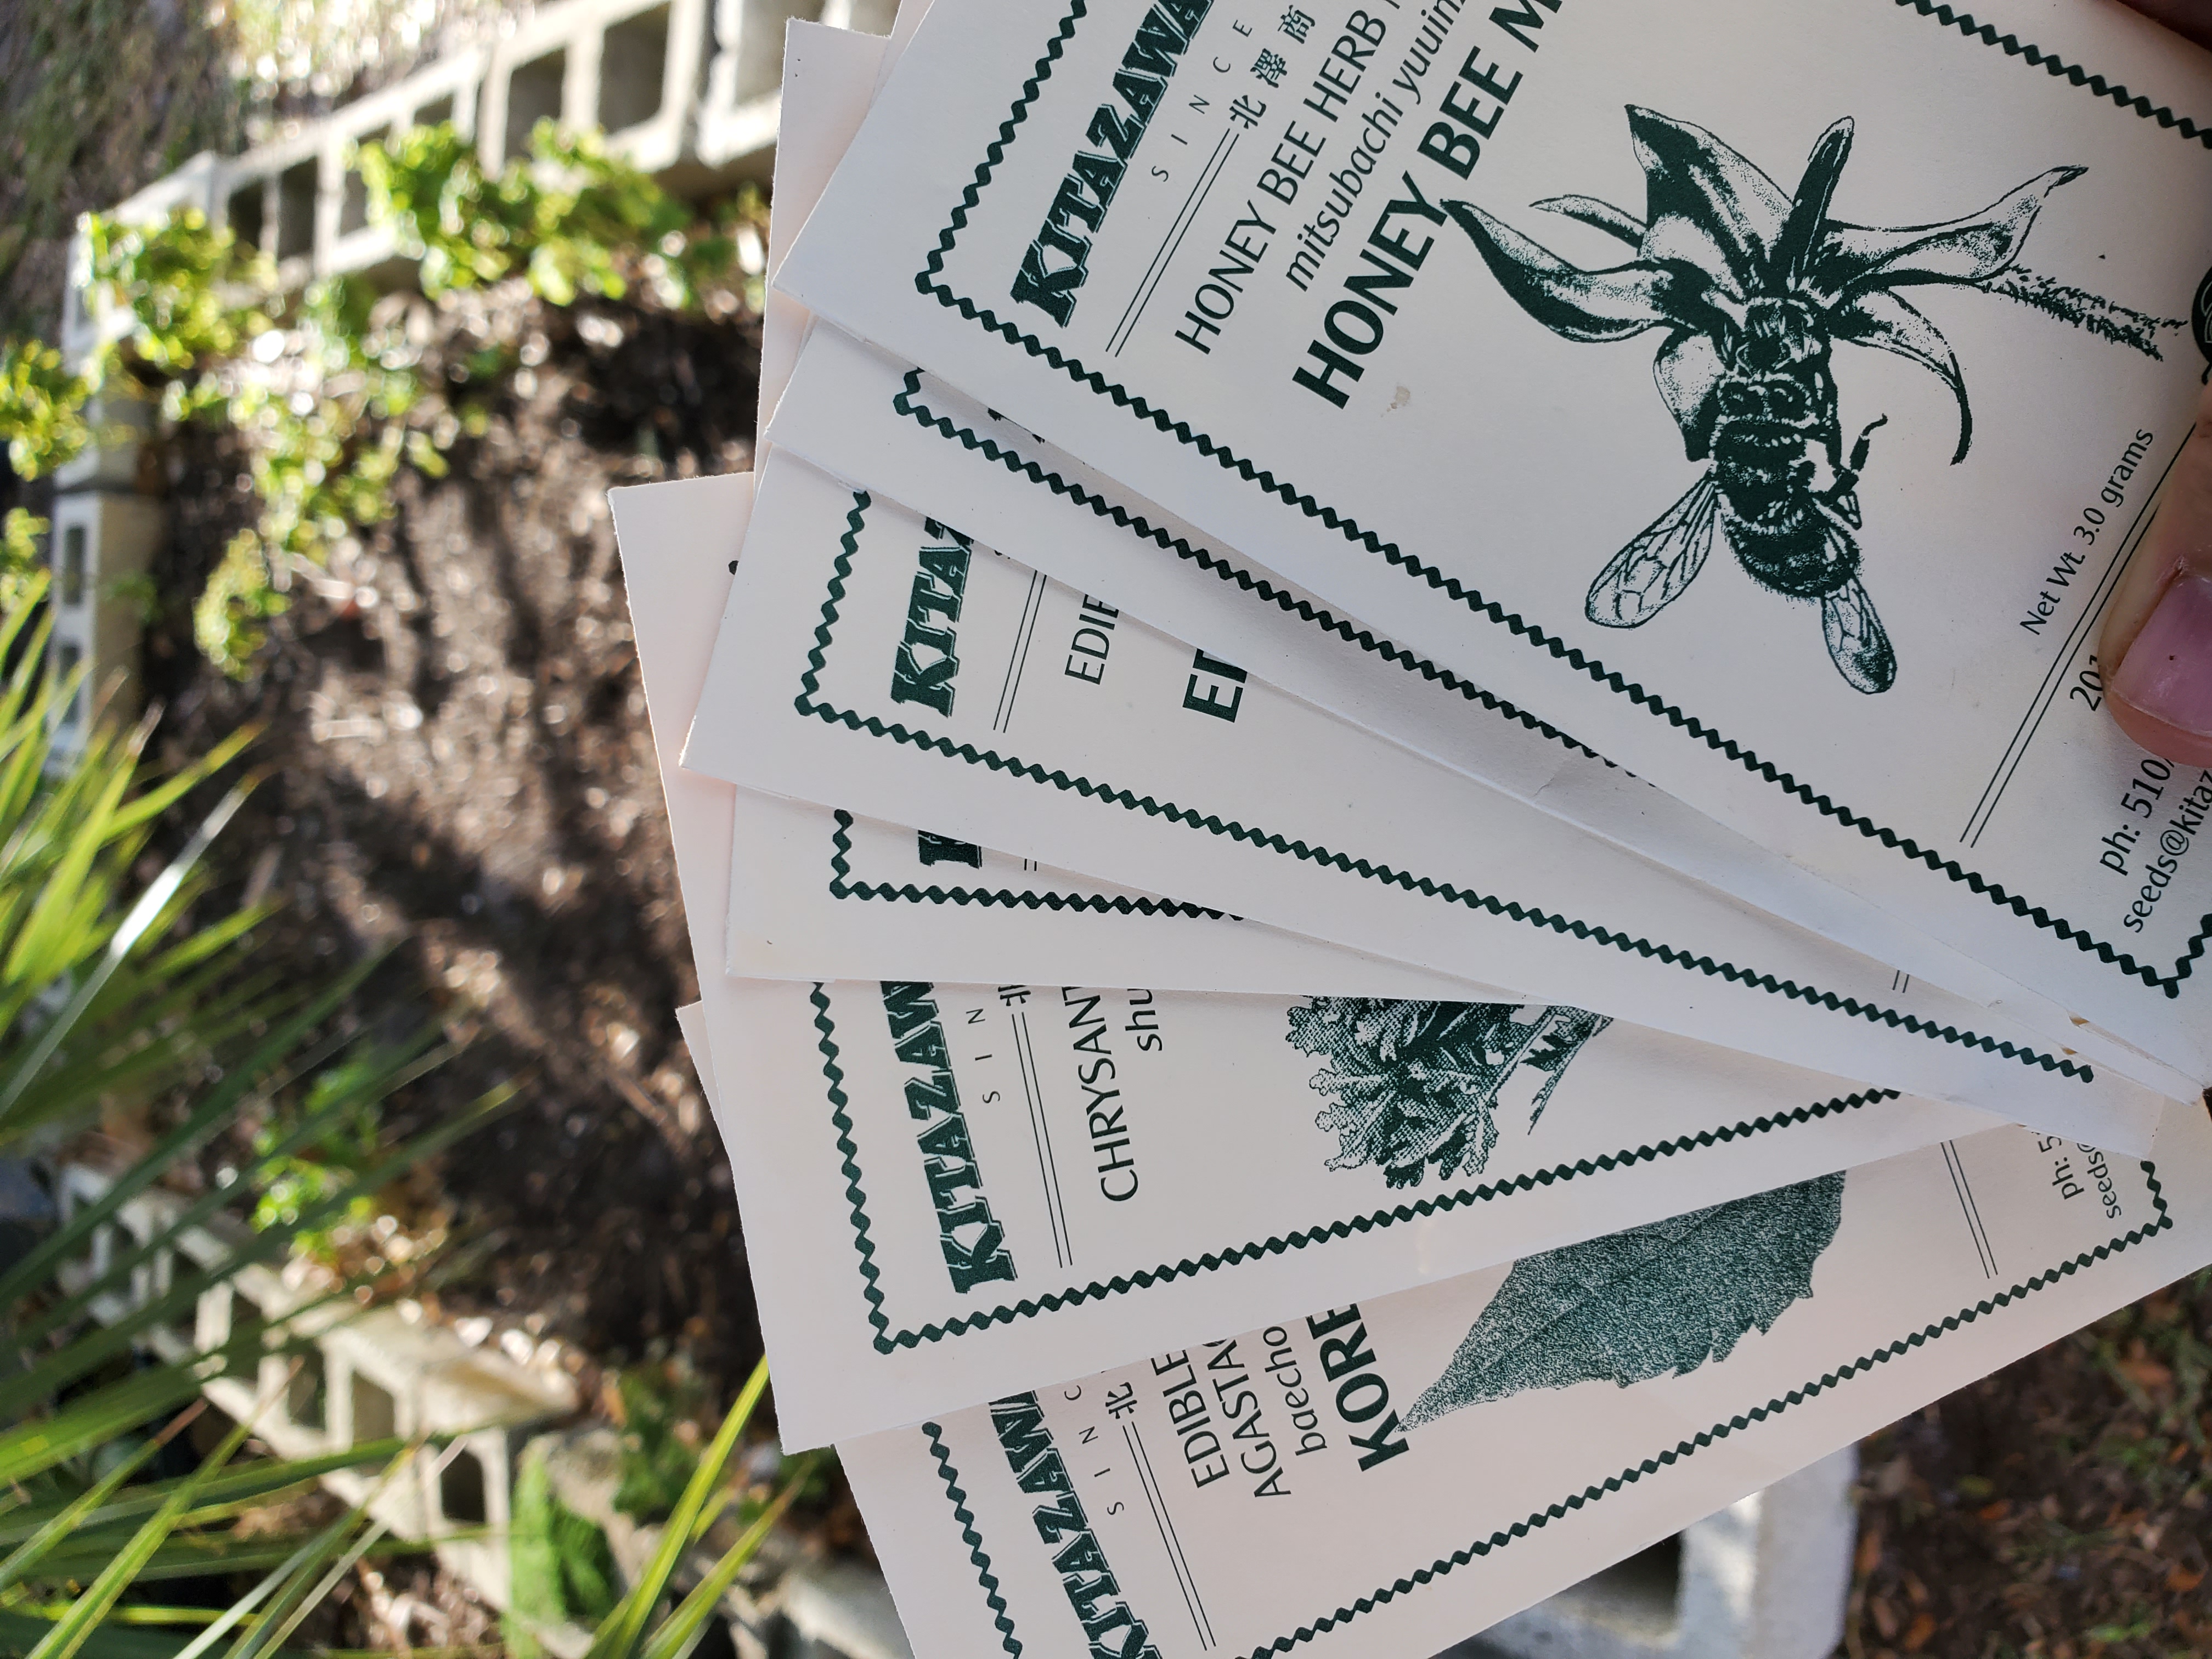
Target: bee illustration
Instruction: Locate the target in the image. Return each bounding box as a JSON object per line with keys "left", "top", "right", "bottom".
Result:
{"left": 1443, "top": 108, "right": 2170, "bottom": 693}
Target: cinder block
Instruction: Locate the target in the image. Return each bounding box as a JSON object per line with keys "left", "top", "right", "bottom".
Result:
{"left": 44, "top": 489, "right": 165, "bottom": 760}
{"left": 53, "top": 1163, "right": 117, "bottom": 1301}
{"left": 597, "top": 0, "right": 714, "bottom": 174}
{"left": 783, "top": 1559, "right": 913, "bottom": 1659}
{"left": 50, "top": 388, "right": 154, "bottom": 494}
{"left": 1444, "top": 1449, "right": 1858, "bottom": 1659}
{"left": 322, "top": 51, "right": 488, "bottom": 275}
{"left": 114, "top": 1186, "right": 192, "bottom": 1359}
{"left": 697, "top": 0, "right": 809, "bottom": 169}
{"left": 476, "top": 0, "right": 714, "bottom": 174}
{"left": 417, "top": 1345, "right": 578, "bottom": 1605}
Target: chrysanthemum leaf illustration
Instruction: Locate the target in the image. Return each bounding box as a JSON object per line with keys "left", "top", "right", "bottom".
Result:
{"left": 1288, "top": 997, "right": 1609, "bottom": 1189}
{"left": 1443, "top": 107, "right": 2180, "bottom": 695}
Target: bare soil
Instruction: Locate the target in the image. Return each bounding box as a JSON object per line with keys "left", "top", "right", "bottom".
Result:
{"left": 144, "top": 288, "right": 769, "bottom": 1390}
{"left": 1846, "top": 1266, "right": 2212, "bottom": 1658}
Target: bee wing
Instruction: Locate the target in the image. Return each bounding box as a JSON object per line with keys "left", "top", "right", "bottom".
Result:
{"left": 1821, "top": 569, "right": 1897, "bottom": 693}
{"left": 1586, "top": 473, "right": 1722, "bottom": 628}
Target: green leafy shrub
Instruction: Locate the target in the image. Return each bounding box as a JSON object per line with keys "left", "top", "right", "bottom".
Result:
{"left": 4, "top": 116, "right": 758, "bottom": 680}
{"left": 0, "top": 341, "right": 95, "bottom": 479}
{"left": 192, "top": 529, "right": 287, "bottom": 680}
{"left": 360, "top": 120, "right": 741, "bottom": 311}
{"left": 0, "top": 509, "right": 46, "bottom": 608}
{"left": 84, "top": 208, "right": 273, "bottom": 375}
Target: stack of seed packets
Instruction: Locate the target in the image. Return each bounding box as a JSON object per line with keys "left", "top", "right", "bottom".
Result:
{"left": 612, "top": 2, "right": 2212, "bottom": 1652}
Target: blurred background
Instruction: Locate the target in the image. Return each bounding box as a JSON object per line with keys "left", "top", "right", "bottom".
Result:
{"left": 0, "top": 5, "right": 2207, "bottom": 1658}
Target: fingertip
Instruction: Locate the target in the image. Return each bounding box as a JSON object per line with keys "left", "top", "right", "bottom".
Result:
{"left": 2098, "top": 393, "right": 2212, "bottom": 675}
{"left": 2107, "top": 691, "right": 2212, "bottom": 769}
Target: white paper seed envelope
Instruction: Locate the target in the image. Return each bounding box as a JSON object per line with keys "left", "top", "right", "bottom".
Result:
{"left": 610, "top": 473, "right": 1486, "bottom": 994}
{"left": 775, "top": 0, "right": 2212, "bottom": 1083}
{"left": 765, "top": 325, "right": 2201, "bottom": 1101}
{"left": 840, "top": 1097, "right": 2212, "bottom": 1659}
{"left": 752, "top": 15, "right": 2194, "bottom": 1101}
{"left": 696, "top": 974, "right": 1988, "bottom": 1447}
{"left": 683, "top": 450, "right": 2168, "bottom": 1142}
{"left": 616, "top": 472, "right": 1997, "bottom": 1451}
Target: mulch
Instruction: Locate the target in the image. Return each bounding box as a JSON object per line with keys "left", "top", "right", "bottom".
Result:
{"left": 1847, "top": 1267, "right": 2212, "bottom": 1658}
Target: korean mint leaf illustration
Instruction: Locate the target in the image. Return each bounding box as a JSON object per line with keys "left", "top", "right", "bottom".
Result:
{"left": 1288, "top": 997, "right": 1610, "bottom": 1189}
{"left": 1441, "top": 107, "right": 2179, "bottom": 695}
{"left": 1403, "top": 1171, "right": 1845, "bottom": 1427}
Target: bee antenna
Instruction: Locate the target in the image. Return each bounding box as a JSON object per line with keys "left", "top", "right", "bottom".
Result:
{"left": 1777, "top": 119, "right": 1854, "bottom": 294}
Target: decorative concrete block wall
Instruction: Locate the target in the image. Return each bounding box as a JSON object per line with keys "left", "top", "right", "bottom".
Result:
{"left": 49, "top": 0, "right": 848, "bottom": 758}
{"left": 44, "top": 490, "right": 164, "bottom": 753}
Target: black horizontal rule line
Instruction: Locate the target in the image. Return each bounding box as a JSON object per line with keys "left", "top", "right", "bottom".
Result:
{"left": 1957, "top": 431, "right": 2183, "bottom": 847}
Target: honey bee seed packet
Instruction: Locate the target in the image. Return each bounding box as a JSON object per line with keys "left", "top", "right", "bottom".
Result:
{"left": 834, "top": 1093, "right": 2212, "bottom": 1659}
{"left": 747, "top": 20, "right": 2172, "bottom": 1094}
{"left": 765, "top": 324, "right": 2200, "bottom": 1102}
{"left": 770, "top": 0, "right": 2212, "bottom": 1087}
{"left": 678, "top": 449, "right": 2174, "bottom": 1141}
{"left": 614, "top": 467, "right": 1995, "bottom": 1451}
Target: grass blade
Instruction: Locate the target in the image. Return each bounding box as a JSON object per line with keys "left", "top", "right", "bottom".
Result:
{"left": 21, "top": 1385, "right": 269, "bottom": 1659}
{"left": 584, "top": 1359, "right": 770, "bottom": 1659}
{"left": 0, "top": 777, "right": 252, "bottom": 1131}
{"left": 0, "top": 1402, "right": 205, "bottom": 1590}
{"left": 636, "top": 1453, "right": 817, "bottom": 1659}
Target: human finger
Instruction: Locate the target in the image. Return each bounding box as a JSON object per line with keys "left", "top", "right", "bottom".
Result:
{"left": 2117, "top": 0, "right": 2212, "bottom": 48}
{"left": 2098, "top": 375, "right": 2212, "bottom": 766}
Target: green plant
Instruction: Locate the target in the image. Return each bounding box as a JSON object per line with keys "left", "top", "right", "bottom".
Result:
{"left": 0, "top": 341, "right": 95, "bottom": 480}
{"left": 507, "top": 1440, "right": 624, "bottom": 1651}
{"left": 0, "top": 573, "right": 517, "bottom": 1657}
{"left": 0, "top": 589, "right": 274, "bottom": 1148}
{"left": 2, "top": 116, "right": 761, "bottom": 680}
{"left": 84, "top": 209, "right": 273, "bottom": 377}
{"left": 611, "top": 1360, "right": 720, "bottom": 1524}
{"left": 1, "top": 511, "right": 47, "bottom": 610}
{"left": 359, "top": 121, "right": 741, "bottom": 311}
{"left": 575, "top": 1362, "right": 817, "bottom": 1659}
{"left": 191, "top": 531, "right": 288, "bottom": 682}
{"left": 247, "top": 1043, "right": 400, "bottom": 1251}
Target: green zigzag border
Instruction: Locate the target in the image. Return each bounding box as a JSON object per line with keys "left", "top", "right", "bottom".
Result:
{"left": 799, "top": 489, "right": 2090, "bottom": 1080}
{"left": 890, "top": 369, "right": 1607, "bottom": 766}
{"left": 921, "top": 1421, "right": 1023, "bottom": 1658}
{"left": 827, "top": 808, "right": 1225, "bottom": 917}
{"left": 904, "top": 0, "right": 2212, "bottom": 1001}
{"left": 813, "top": 980, "right": 1909, "bottom": 1350}
{"left": 1903, "top": 0, "right": 2212, "bottom": 144}
{"left": 813, "top": 983, "right": 893, "bottom": 1345}
{"left": 923, "top": 1161, "right": 2170, "bottom": 1657}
